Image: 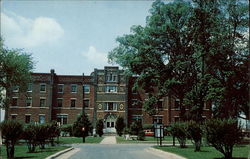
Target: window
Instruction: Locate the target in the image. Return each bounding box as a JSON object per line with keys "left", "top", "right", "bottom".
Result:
{"left": 26, "top": 97, "right": 32, "bottom": 107}
{"left": 40, "top": 98, "right": 46, "bottom": 107}
{"left": 157, "top": 100, "right": 163, "bottom": 110}
{"left": 25, "top": 115, "right": 31, "bottom": 123}
{"left": 104, "top": 102, "right": 117, "bottom": 111}
{"left": 83, "top": 85, "right": 90, "bottom": 93}
{"left": 11, "top": 97, "right": 18, "bottom": 106}
{"left": 12, "top": 86, "right": 19, "bottom": 92}
{"left": 132, "top": 115, "right": 142, "bottom": 123}
{"left": 57, "top": 114, "right": 68, "bottom": 125}
{"left": 71, "top": 99, "right": 76, "bottom": 107}
{"left": 106, "top": 73, "right": 117, "bottom": 82}
{"left": 58, "top": 84, "right": 64, "bottom": 93}
{"left": 27, "top": 83, "right": 32, "bottom": 92}
{"left": 11, "top": 114, "right": 17, "bottom": 120}
{"left": 175, "top": 99, "right": 180, "bottom": 109}
{"left": 153, "top": 116, "right": 163, "bottom": 124}
{"left": 174, "top": 116, "right": 180, "bottom": 122}
{"left": 40, "top": 84, "right": 46, "bottom": 92}
{"left": 105, "top": 86, "right": 117, "bottom": 93}
{"left": 84, "top": 99, "right": 89, "bottom": 107}
{"left": 71, "top": 84, "right": 77, "bottom": 93}
{"left": 57, "top": 98, "right": 63, "bottom": 107}
{"left": 39, "top": 115, "right": 45, "bottom": 124}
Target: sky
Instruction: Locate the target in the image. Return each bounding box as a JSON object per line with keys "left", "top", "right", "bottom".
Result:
{"left": 1, "top": 0, "right": 154, "bottom": 75}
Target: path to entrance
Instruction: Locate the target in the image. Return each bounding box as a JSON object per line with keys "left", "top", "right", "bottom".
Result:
{"left": 100, "top": 136, "right": 117, "bottom": 144}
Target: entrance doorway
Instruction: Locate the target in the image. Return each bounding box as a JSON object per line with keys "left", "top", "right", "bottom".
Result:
{"left": 104, "top": 114, "right": 117, "bottom": 133}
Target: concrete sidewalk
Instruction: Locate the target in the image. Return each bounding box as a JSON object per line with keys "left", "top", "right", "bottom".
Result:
{"left": 100, "top": 136, "right": 117, "bottom": 144}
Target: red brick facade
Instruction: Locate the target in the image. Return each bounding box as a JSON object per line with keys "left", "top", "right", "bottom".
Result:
{"left": 8, "top": 66, "right": 212, "bottom": 131}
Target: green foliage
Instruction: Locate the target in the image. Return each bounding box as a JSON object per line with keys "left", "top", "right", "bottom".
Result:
{"left": 73, "top": 113, "right": 91, "bottom": 138}
{"left": 138, "top": 130, "right": 145, "bottom": 141}
{"left": 143, "top": 124, "right": 153, "bottom": 129}
{"left": 115, "top": 116, "right": 126, "bottom": 136}
{"left": 130, "top": 121, "right": 143, "bottom": 137}
{"left": 187, "top": 121, "right": 203, "bottom": 152}
{"left": 0, "top": 38, "right": 34, "bottom": 120}
{"left": 96, "top": 119, "right": 104, "bottom": 137}
{"left": 169, "top": 122, "right": 188, "bottom": 148}
{"left": 205, "top": 118, "right": 243, "bottom": 159}
{"left": 108, "top": 0, "right": 249, "bottom": 120}
{"left": 0, "top": 120, "right": 23, "bottom": 159}
{"left": 60, "top": 124, "right": 73, "bottom": 136}
{"left": 22, "top": 124, "right": 38, "bottom": 152}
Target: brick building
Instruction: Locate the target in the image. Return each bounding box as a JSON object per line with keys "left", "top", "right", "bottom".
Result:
{"left": 8, "top": 66, "right": 212, "bottom": 133}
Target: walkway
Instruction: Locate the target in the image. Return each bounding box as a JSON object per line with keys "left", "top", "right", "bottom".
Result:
{"left": 100, "top": 136, "right": 117, "bottom": 144}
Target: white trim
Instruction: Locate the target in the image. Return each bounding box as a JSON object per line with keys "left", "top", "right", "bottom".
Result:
{"left": 11, "top": 114, "right": 18, "bottom": 115}
{"left": 40, "top": 83, "right": 46, "bottom": 92}
{"left": 71, "top": 84, "right": 77, "bottom": 93}
{"left": 25, "top": 114, "right": 31, "bottom": 116}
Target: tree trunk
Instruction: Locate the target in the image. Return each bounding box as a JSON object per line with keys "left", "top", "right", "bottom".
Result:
{"left": 4, "top": 88, "right": 12, "bottom": 120}
{"left": 194, "top": 140, "right": 201, "bottom": 152}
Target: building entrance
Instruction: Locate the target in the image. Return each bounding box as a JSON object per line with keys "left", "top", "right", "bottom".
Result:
{"left": 104, "top": 114, "right": 117, "bottom": 133}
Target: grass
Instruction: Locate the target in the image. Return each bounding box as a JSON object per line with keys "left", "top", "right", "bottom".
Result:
{"left": 155, "top": 145, "right": 250, "bottom": 159}
{"left": 116, "top": 136, "right": 193, "bottom": 144}
{"left": 0, "top": 145, "right": 70, "bottom": 159}
{"left": 58, "top": 136, "right": 104, "bottom": 144}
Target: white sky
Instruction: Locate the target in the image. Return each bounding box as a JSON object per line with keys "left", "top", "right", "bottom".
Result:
{"left": 1, "top": 1, "right": 154, "bottom": 75}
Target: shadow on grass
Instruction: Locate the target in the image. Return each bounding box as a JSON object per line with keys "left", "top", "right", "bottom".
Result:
{"left": 14, "top": 156, "right": 36, "bottom": 159}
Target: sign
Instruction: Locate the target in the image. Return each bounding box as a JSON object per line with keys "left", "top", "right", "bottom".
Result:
{"left": 154, "top": 125, "right": 164, "bottom": 138}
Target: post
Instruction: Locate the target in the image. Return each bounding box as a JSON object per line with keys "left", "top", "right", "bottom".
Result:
{"left": 160, "top": 126, "right": 162, "bottom": 146}
{"left": 82, "top": 127, "right": 85, "bottom": 143}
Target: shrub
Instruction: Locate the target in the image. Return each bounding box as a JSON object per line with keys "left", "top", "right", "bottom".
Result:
{"left": 73, "top": 113, "right": 91, "bottom": 142}
{"left": 123, "top": 127, "right": 130, "bottom": 134}
{"left": 47, "top": 121, "right": 60, "bottom": 146}
{"left": 60, "top": 124, "right": 73, "bottom": 136}
{"left": 96, "top": 119, "right": 104, "bottom": 137}
{"left": 205, "top": 118, "right": 243, "bottom": 159}
{"left": 143, "top": 124, "right": 153, "bottom": 129}
{"left": 36, "top": 124, "right": 50, "bottom": 149}
{"left": 138, "top": 130, "right": 145, "bottom": 140}
{"left": 187, "top": 121, "right": 203, "bottom": 152}
{"left": 115, "top": 117, "right": 125, "bottom": 136}
{"left": 130, "top": 121, "right": 143, "bottom": 135}
{"left": 22, "top": 124, "right": 38, "bottom": 152}
{"left": 0, "top": 120, "right": 23, "bottom": 159}
{"left": 169, "top": 122, "right": 188, "bottom": 148}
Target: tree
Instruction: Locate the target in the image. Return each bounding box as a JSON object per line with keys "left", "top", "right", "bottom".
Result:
{"left": 169, "top": 122, "right": 188, "bottom": 148}
{"left": 22, "top": 124, "right": 38, "bottom": 152}
{"left": 205, "top": 118, "right": 243, "bottom": 159}
{"left": 0, "top": 38, "right": 34, "bottom": 120}
{"left": 96, "top": 119, "right": 104, "bottom": 137}
{"left": 108, "top": 0, "right": 249, "bottom": 121}
{"left": 73, "top": 113, "right": 91, "bottom": 143}
{"left": 115, "top": 116, "right": 125, "bottom": 136}
{"left": 187, "top": 121, "right": 203, "bottom": 151}
{"left": 0, "top": 120, "right": 23, "bottom": 159}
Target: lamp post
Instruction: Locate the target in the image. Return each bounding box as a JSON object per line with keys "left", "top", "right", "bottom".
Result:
{"left": 82, "top": 127, "right": 85, "bottom": 143}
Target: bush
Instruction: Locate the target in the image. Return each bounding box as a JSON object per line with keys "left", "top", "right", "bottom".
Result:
{"left": 73, "top": 113, "right": 91, "bottom": 142}
{"left": 36, "top": 124, "right": 50, "bottom": 149}
{"left": 47, "top": 121, "right": 60, "bottom": 146}
{"left": 205, "top": 118, "right": 243, "bottom": 159}
{"left": 123, "top": 127, "right": 130, "bottom": 134}
{"left": 22, "top": 124, "right": 38, "bottom": 152}
{"left": 187, "top": 121, "right": 203, "bottom": 152}
{"left": 60, "top": 124, "right": 73, "bottom": 136}
{"left": 169, "top": 122, "right": 188, "bottom": 148}
{"left": 143, "top": 124, "right": 153, "bottom": 129}
{"left": 115, "top": 117, "right": 125, "bottom": 136}
{"left": 138, "top": 130, "right": 145, "bottom": 140}
{"left": 130, "top": 121, "right": 143, "bottom": 136}
{"left": 96, "top": 119, "right": 104, "bottom": 137}
{"left": 0, "top": 120, "right": 23, "bottom": 159}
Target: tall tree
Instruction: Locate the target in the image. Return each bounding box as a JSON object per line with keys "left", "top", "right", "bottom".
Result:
{"left": 108, "top": 0, "right": 249, "bottom": 120}
{"left": 0, "top": 38, "right": 34, "bottom": 120}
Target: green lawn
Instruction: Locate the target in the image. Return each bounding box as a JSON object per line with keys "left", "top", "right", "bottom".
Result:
{"left": 59, "top": 136, "right": 103, "bottom": 144}
{"left": 155, "top": 145, "right": 250, "bottom": 159}
{"left": 116, "top": 136, "right": 193, "bottom": 144}
{"left": 0, "top": 145, "right": 70, "bottom": 159}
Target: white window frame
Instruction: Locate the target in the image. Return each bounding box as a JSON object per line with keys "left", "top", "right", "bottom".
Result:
{"left": 56, "top": 114, "right": 68, "bottom": 125}
{"left": 57, "top": 98, "right": 63, "bottom": 107}
{"left": 105, "top": 102, "right": 117, "bottom": 111}
{"left": 26, "top": 97, "right": 32, "bottom": 107}
{"left": 71, "top": 84, "right": 77, "bottom": 93}
{"left": 39, "top": 114, "right": 45, "bottom": 124}
{"left": 83, "top": 85, "right": 90, "bottom": 93}
{"left": 70, "top": 98, "right": 76, "bottom": 107}
{"left": 105, "top": 85, "right": 117, "bottom": 93}
{"left": 12, "top": 97, "right": 18, "bottom": 106}
{"left": 40, "top": 83, "right": 46, "bottom": 92}
{"left": 40, "top": 97, "right": 46, "bottom": 107}
{"left": 27, "top": 83, "right": 32, "bottom": 92}
{"left": 58, "top": 84, "right": 64, "bottom": 93}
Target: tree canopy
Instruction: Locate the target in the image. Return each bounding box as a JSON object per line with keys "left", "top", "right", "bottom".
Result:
{"left": 108, "top": 0, "right": 249, "bottom": 120}
{"left": 0, "top": 38, "right": 34, "bottom": 119}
